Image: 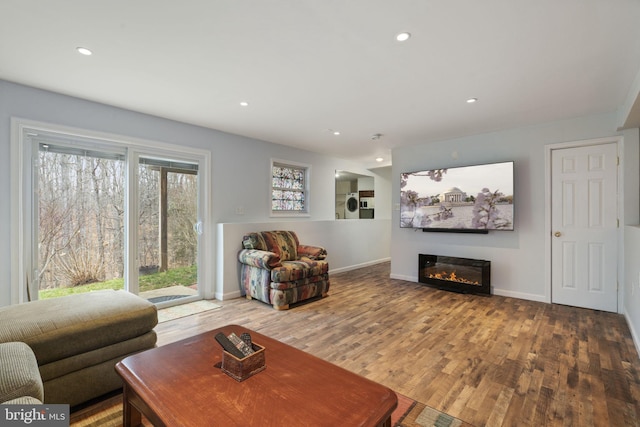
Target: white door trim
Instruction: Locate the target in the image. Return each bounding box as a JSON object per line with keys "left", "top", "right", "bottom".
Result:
{"left": 544, "top": 136, "right": 624, "bottom": 313}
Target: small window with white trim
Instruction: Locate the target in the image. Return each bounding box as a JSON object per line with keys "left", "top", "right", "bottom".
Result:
{"left": 271, "top": 159, "right": 310, "bottom": 216}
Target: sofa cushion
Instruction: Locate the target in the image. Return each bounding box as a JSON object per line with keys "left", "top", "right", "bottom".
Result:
{"left": 270, "top": 273, "right": 330, "bottom": 291}
{"left": 242, "top": 231, "right": 299, "bottom": 261}
{"left": 0, "top": 342, "right": 44, "bottom": 404}
{"left": 38, "top": 330, "right": 157, "bottom": 382}
{"left": 270, "top": 259, "right": 330, "bottom": 283}
{"left": 0, "top": 290, "right": 157, "bottom": 365}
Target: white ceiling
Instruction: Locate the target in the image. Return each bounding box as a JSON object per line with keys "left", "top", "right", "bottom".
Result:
{"left": 2, "top": 1, "right": 640, "bottom": 168}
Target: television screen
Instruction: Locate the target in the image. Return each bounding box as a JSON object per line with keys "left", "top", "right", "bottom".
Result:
{"left": 400, "top": 161, "right": 514, "bottom": 231}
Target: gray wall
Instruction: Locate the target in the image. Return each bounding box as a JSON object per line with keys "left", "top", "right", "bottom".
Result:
{"left": 625, "top": 225, "right": 640, "bottom": 353}
{"left": 0, "top": 80, "right": 392, "bottom": 306}
{"left": 624, "top": 129, "right": 640, "bottom": 355}
{"left": 391, "top": 113, "right": 639, "bottom": 303}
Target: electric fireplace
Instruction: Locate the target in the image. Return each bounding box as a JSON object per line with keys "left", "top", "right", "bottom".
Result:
{"left": 418, "top": 254, "right": 491, "bottom": 295}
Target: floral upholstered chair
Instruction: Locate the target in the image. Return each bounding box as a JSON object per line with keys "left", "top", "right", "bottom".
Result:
{"left": 238, "top": 231, "right": 330, "bottom": 310}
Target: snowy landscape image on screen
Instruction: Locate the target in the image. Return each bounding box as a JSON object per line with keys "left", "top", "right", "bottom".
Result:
{"left": 400, "top": 162, "right": 514, "bottom": 230}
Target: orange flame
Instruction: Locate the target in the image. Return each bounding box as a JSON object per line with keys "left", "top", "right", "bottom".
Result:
{"left": 428, "top": 270, "right": 479, "bottom": 285}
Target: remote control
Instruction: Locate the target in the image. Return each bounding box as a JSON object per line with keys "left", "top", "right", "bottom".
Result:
{"left": 214, "top": 332, "right": 246, "bottom": 359}
{"left": 241, "top": 332, "right": 252, "bottom": 348}
{"left": 227, "top": 332, "right": 255, "bottom": 357}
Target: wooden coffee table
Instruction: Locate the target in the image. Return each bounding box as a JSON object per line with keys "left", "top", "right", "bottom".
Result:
{"left": 115, "top": 325, "right": 397, "bottom": 426}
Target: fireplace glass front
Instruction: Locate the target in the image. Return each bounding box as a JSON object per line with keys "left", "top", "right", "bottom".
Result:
{"left": 418, "top": 254, "right": 491, "bottom": 295}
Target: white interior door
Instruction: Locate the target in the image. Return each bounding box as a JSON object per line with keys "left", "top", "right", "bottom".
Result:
{"left": 551, "top": 142, "right": 618, "bottom": 312}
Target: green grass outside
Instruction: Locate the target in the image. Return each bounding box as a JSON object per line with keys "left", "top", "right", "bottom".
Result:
{"left": 38, "top": 265, "right": 197, "bottom": 299}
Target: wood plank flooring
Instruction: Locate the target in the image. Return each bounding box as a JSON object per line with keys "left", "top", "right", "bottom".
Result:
{"left": 156, "top": 262, "right": 640, "bottom": 426}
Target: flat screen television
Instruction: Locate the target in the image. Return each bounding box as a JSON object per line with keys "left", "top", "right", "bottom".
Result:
{"left": 400, "top": 161, "right": 514, "bottom": 231}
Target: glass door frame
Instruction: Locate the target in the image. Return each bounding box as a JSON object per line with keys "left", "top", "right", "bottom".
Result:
{"left": 10, "top": 118, "right": 213, "bottom": 307}
{"left": 128, "top": 150, "right": 206, "bottom": 308}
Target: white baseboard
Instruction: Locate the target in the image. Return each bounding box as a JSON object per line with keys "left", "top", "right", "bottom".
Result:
{"left": 390, "top": 273, "right": 417, "bottom": 282}
{"left": 492, "top": 288, "right": 548, "bottom": 303}
{"left": 330, "top": 258, "right": 391, "bottom": 274}
{"left": 217, "top": 289, "right": 243, "bottom": 301}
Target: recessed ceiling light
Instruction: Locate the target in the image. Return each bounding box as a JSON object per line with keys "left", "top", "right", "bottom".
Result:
{"left": 375, "top": 157, "right": 384, "bottom": 162}
{"left": 396, "top": 32, "right": 411, "bottom": 42}
{"left": 239, "top": 101, "right": 249, "bottom": 107}
{"left": 466, "top": 98, "right": 478, "bottom": 103}
{"left": 333, "top": 131, "right": 340, "bottom": 136}
{"left": 76, "top": 47, "right": 92, "bottom": 56}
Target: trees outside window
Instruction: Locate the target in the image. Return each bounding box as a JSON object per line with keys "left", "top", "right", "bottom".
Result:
{"left": 38, "top": 146, "right": 126, "bottom": 290}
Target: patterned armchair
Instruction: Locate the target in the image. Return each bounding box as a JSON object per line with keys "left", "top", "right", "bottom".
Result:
{"left": 238, "top": 231, "right": 330, "bottom": 310}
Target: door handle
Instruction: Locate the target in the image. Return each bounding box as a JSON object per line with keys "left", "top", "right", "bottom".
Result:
{"left": 193, "top": 221, "right": 203, "bottom": 235}
{"left": 554, "top": 231, "right": 561, "bottom": 237}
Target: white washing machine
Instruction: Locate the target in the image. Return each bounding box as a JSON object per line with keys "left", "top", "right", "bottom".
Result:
{"left": 345, "top": 193, "right": 359, "bottom": 219}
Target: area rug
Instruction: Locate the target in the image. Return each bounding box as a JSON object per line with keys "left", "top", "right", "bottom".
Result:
{"left": 70, "top": 394, "right": 135, "bottom": 427}
{"left": 157, "top": 299, "right": 222, "bottom": 323}
{"left": 70, "top": 392, "right": 470, "bottom": 426}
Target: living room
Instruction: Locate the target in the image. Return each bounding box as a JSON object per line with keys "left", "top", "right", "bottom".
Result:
{"left": 2, "top": 1, "right": 640, "bottom": 425}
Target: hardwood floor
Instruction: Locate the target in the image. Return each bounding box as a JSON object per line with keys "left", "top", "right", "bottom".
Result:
{"left": 156, "top": 262, "right": 640, "bottom": 426}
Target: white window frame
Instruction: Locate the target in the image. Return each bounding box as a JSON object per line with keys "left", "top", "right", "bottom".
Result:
{"left": 270, "top": 158, "right": 311, "bottom": 217}
{"left": 10, "top": 118, "right": 213, "bottom": 304}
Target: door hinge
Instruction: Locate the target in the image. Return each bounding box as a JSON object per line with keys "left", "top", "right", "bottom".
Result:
{"left": 617, "top": 219, "right": 620, "bottom": 228}
{"left": 617, "top": 156, "right": 620, "bottom": 166}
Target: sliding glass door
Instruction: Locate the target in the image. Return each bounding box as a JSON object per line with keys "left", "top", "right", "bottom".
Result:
{"left": 36, "top": 141, "right": 126, "bottom": 298}
{"left": 19, "top": 126, "right": 207, "bottom": 308}
{"left": 137, "top": 157, "right": 200, "bottom": 304}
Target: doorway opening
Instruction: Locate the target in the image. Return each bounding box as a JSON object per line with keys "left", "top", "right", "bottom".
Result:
{"left": 137, "top": 159, "right": 200, "bottom": 304}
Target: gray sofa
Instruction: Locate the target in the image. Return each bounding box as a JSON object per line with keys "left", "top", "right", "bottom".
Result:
{"left": 0, "top": 290, "right": 157, "bottom": 407}
{"left": 0, "top": 341, "right": 44, "bottom": 405}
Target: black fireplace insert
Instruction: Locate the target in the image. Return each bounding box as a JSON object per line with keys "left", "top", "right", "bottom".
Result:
{"left": 418, "top": 254, "right": 491, "bottom": 295}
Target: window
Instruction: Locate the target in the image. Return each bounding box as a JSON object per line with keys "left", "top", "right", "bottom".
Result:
{"left": 37, "top": 142, "right": 126, "bottom": 293}
{"left": 11, "top": 119, "right": 212, "bottom": 307}
{"left": 271, "top": 160, "right": 310, "bottom": 215}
